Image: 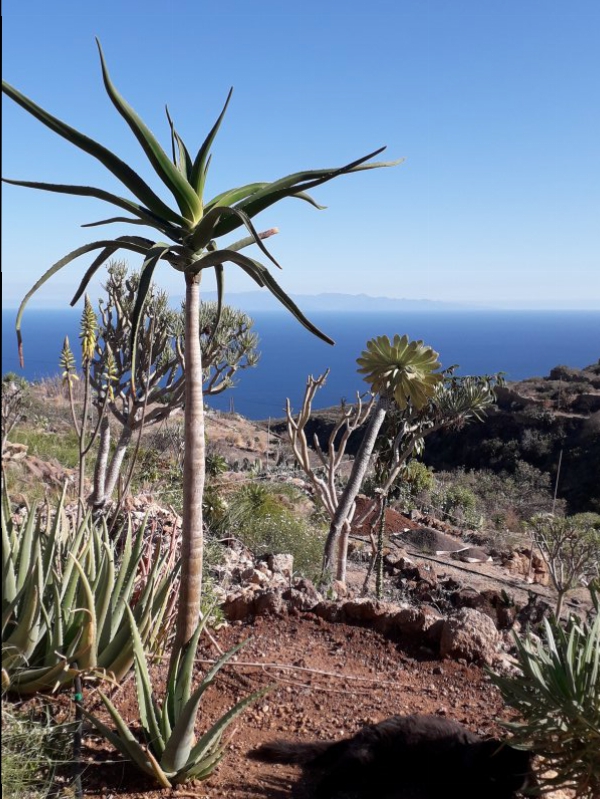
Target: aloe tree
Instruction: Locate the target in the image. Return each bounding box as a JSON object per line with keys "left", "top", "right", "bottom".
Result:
{"left": 2, "top": 40, "right": 398, "bottom": 654}
{"left": 322, "top": 334, "right": 443, "bottom": 581}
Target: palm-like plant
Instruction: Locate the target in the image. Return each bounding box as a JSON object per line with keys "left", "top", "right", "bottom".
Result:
{"left": 2, "top": 39, "right": 399, "bottom": 655}
{"left": 322, "top": 335, "right": 443, "bottom": 581}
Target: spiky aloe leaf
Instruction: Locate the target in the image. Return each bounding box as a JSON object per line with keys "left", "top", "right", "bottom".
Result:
{"left": 2, "top": 584, "right": 41, "bottom": 668}
{"left": 1, "top": 177, "right": 182, "bottom": 236}
{"left": 130, "top": 243, "right": 172, "bottom": 377}
{"left": 190, "top": 88, "right": 233, "bottom": 200}
{"left": 181, "top": 684, "right": 272, "bottom": 779}
{"left": 1, "top": 81, "right": 183, "bottom": 225}
{"left": 82, "top": 693, "right": 173, "bottom": 787}
{"left": 15, "top": 238, "right": 152, "bottom": 363}
{"left": 160, "top": 637, "right": 251, "bottom": 773}
{"left": 165, "top": 106, "right": 193, "bottom": 180}
{"left": 193, "top": 248, "right": 334, "bottom": 345}
{"left": 96, "top": 40, "right": 201, "bottom": 223}
{"left": 189, "top": 206, "right": 281, "bottom": 270}
{"left": 67, "top": 556, "right": 98, "bottom": 670}
{"left": 212, "top": 149, "right": 403, "bottom": 239}
{"left": 2, "top": 513, "right": 17, "bottom": 606}
{"left": 172, "top": 612, "right": 212, "bottom": 720}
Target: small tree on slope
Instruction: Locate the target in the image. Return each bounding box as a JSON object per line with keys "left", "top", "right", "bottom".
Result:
{"left": 3, "top": 40, "right": 399, "bottom": 655}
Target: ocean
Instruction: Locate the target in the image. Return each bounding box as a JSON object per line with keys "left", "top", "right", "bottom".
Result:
{"left": 3, "top": 308, "right": 599, "bottom": 420}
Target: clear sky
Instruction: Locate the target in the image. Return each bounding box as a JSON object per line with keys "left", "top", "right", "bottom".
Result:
{"left": 2, "top": 0, "right": 599, "bottom": 310}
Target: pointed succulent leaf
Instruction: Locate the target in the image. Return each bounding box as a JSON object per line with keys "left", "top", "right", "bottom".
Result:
{"left": 190, "top": 88, "right": 233, "bottom": 199}
{"left": 95, "top": 40, "right": 201, "bottom": 223}
{"left": 185, "top": 685, "right": 272, "bottom": 770}
{"left": 213, "top": 148, "right": 402, "bottom": 238}
{"left": 160, "top": 637, "right": 250, "bottom": 773}
{"left": 82, "top": 695, "right": 173, "bottom": 787}
{"left": 190, "top": 205, "right": 281, "bottom": 270}
{"left": 129, "top": 243, "right": 172, "bottom": 380}
{"left": 2, "top": 80, "right": 182, "bottom": 224}
{"left": 173, "top": 612, "right": 212, "bottom": 718}
{"left": 68, "top": 556, "right": 98, "bottom": 669}
{"left": 1, "top": 177, "right": 186, "bottom": 233}
{"left": 125, "top": 606, "right": 165, "bottom": 756}
{"left": 15, "top": 238, "right": 151, "bottom": 363}
{"left": 192, "top": 249, "right": 334, "bottom": 345}
{"left": 165, "top": 106, "right": 193, "bottom": 179}
{"left": 204, "top": 181, "right": 267, "bottom": 212}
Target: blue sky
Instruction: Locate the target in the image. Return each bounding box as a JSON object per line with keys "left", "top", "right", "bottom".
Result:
{"left": 2, "top": 0, "right": 599, "bottom": 310}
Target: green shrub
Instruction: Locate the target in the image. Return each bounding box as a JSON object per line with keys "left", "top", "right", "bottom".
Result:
{"left": 490, "top": 607, "right": 600, "bottom": 798}
{"left": 224, "top": 482, "right": 326, "bottom": 579}
{"left": 2, "top": 702, "right": 71, "bottom": 798}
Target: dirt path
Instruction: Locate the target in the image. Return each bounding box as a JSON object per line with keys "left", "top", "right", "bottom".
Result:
{"left": 81, "top": 615, "right": 510, "bottom": 799}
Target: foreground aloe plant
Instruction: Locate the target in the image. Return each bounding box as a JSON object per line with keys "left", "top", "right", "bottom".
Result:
{"left": 2, "top": 486, "right": 177, "bottom": 694}
{"left": 83, "top": 608, "right": 269, "bottom": 786}
{"left": 3, "top": 40, "right": 399, "bottom": 655}
{"left": 490, "top": 603, "right": 600, "bottom": 798}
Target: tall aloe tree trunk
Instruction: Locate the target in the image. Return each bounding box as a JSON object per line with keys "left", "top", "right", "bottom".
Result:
{"left": 173, "top": 272, "right": 206, "bottom": 656}
{"left": 322, "top": 396, "right": 389, "bottom": 581}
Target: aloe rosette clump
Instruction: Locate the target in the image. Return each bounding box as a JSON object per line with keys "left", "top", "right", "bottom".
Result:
{"left": 490, "top": 606, "right": 600, "bottom": 798}
{"left": 2, "top": 486, "right": 177, "bottom": 694}
{"left": 82, "top": 608, "right": 269, "bottom": 786}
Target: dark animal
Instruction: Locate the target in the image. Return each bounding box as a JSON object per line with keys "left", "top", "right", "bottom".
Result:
{"left": 250, "top": 713, "right": 533, "bottom": 799}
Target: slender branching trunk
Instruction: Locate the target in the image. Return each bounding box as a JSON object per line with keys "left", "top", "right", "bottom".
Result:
{"left": 322, "top": 396, "right": 389, "bottom": 581}
{"left": 92, "top": 415, "right": 111, "bottom": 510}
{"left": 173, "top": 272, "right": 206, "bottom": 659}
{"left": 375, "top": 494, "right": 388, "bottom": 599}
{"left": 103, "top": 424, "right": 134, "bottom": 502}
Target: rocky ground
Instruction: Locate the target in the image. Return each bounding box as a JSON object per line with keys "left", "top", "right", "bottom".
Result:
{"left": 43, "top": 502, "right": 586, "bottom": 799}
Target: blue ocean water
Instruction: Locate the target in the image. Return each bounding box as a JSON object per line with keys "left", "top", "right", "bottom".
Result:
{"left": 3, "top": 308, "right": 599, "bottom": 420}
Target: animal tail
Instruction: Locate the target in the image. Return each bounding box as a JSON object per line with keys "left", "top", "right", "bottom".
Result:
{"left": 250, "top": 738, "right": 336, "bottom": 765}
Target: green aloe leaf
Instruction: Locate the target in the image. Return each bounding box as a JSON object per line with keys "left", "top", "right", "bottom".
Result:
{"left": 185, "top": 684, "right": 272, "bottom": 771}
{"left": 2, "top": 80, "right": 182, "bottom": 224}
{"left": 190, "top": 88, "right": 233, "bottom": 200}
{"left": 193, "top": 249, "right": 334, "bottom": 345}
{"left": 96, "top": 40, "right": 201, "bottom": 223}
{"left": 68, "top": 556, "right": 98, "bottom": 670}
{"left": 204, "top": 182, "right": 267, "bottom": 212}
{"left": 190, "top": 205, "right": 281, "bottom": 270}
{"left": 1, "top": 177, "right": 185, "bottom": 234}
{"left": 82, "top": 695, "right": 173, "bottom": 787}
{"left": 160, "top": 637, "right": 249, "bottom": 773}
{"left": 165, "top": 106, "right": 193, "bottom": 180}
{"left": 129, "top": 243, "right": 172, "bottom": 380}
{"left": 173, "top": 612, "right": 212, "bottom": 719}
{"left": 126, "top": 606, "right": 164, "bottom": 756}
{"left": 15, "top": 238, "right": 151, "bottom": 363}
{"left": 213, "top": 148, "right": 402, "bottom": 238}
{"left": 69, "top": 236, "right": 155, "bottom": 307}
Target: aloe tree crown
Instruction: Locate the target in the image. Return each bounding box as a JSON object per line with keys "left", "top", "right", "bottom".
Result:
{"left": 356, "top": 334, "right": 443, "bottom": 410}
{"left": 3, "top": 38, "right": 401, "bottom": 358}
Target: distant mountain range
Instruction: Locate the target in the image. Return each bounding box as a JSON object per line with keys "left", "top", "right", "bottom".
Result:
{"left": 191, "top": 291, "right": 476, "bottom": 312}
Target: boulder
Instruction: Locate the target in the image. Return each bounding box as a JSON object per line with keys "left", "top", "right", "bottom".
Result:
{"left": 440, "top": 607, "right": 500, "bottom": 665}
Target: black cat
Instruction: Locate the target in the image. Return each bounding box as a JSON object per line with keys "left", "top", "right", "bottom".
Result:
{"left": 250, "top": 713, "right": 533, "bottom": 799}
